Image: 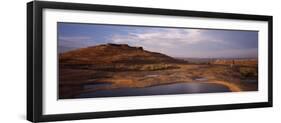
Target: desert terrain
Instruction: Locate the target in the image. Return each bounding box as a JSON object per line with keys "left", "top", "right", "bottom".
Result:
{"left": 59, "top": 44, "right": 258, "bottom": 99}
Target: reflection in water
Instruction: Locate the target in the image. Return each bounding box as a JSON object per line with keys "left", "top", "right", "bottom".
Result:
{"left": 77, "top": 82, "right": 230, "bottom": 98}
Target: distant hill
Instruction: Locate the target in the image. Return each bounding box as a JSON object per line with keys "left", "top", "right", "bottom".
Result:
{"left": 212, "top": 59, "right": 257, "bottom": 66}
{"left": 59, "top": 43, "right": 183, "bottom": 65}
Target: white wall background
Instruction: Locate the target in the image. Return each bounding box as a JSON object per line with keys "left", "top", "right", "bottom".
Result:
{"left": 0, "top": 0, "right": 280, "bottom": 123}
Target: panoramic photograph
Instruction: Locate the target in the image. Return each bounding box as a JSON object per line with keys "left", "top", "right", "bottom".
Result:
{"left": 58, "top": 22, "right": 258, "bottom": 99}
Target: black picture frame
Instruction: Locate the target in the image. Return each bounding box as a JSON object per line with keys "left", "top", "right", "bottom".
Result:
{"left": 27, "top": 1, "right": 273, "bottom": 122}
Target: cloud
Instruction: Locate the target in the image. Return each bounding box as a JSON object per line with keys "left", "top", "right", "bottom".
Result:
{"left": 59, "top": 36, "right": 92, "bottom": 41}
{"left": 58, "top": 36, "right": 96, "bottom": 48}
{"left": 109, "top": 28, "right": 222, "bottom": 56}
{"left": 111, "top": 28, "right": 222, "bottom": 46}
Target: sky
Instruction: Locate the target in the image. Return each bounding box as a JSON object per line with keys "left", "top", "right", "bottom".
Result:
{"left": 58, "top": 22, "right": 258, "bottom": 58}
